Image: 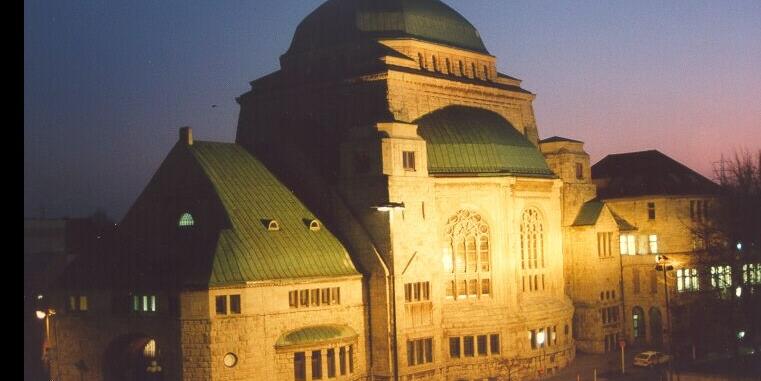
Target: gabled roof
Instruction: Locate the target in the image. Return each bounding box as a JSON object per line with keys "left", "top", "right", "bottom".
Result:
{"left": 415, "top": 106, "right": 554, "bottom": 178}
{"left": 57, "top": 141, "right": 359, "bottom": 290}
{"left": 189, "top": 142, "right": 359, "bottom": 286}
{"left": 592, "top": 150, "right": 720, "bottom": 199}
{"left": 572, "top": 200, "right": 636, "bottom": 231}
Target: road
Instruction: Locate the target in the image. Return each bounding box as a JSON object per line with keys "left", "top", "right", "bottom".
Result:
{"left": 543, "top": 349, "right": 670, "bottom": 381}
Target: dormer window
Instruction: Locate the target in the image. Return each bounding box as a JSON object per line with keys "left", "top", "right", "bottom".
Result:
{"left": 309, "top": 219, "right": 321, "bottom": 231}
{"left": 267, "top": 220, "right": 280, "bottom": 231}
{"left": 178, "top": 212, "right": 194, "bottom": 227}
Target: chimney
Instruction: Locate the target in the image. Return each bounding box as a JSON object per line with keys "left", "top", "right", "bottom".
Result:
{"left": 179, "top": 126, "right": 193, "bottom": 145}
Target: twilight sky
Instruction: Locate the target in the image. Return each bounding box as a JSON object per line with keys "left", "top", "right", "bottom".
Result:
{"left": 24, "top": 0, "right": 761, "bottom": 221}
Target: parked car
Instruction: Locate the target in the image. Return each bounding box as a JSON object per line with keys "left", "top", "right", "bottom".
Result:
{"left": 633, "top": 351, "right": 672, "bottom": 367}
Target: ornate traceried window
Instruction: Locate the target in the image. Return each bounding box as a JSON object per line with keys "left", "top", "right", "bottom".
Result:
{"left": 520, "top": 208, "right": 546, "bottom": 292}
{"left": 443, "top": 210, "right": 491, "bottom": 300}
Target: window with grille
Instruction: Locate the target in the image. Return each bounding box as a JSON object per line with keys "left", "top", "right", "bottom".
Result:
{"left": 520, "top": 208, "right": 546, "bottom": 292}
{"left": 443, "top": 210, "right": 490, "bottom": 300}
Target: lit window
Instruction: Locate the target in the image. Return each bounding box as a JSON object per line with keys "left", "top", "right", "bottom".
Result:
{"left": 67, "top": 295, "right": 88, "bottom": 312}
{"left": 309, "top": 219, "right": 321, "bottom": 231}
{"left": 632, "top": 307, "right": 645, "bottom": 339}
{"left": 711, "top": 265, "right": 732, "bottom": 289}
{"left": 178, "top": 212, "right": 194, "bottom": 227}
{"left": 132, "top": 294, "right": 157, "bottom": 312}
{"left": 648, "top": 235, "right": 658, "bottom": 254}
{"left": 677, "top": 268, "right": 699, "bottom": 292}
{"left": 402, "top": 151, "right": 416, "bottom": 171}
{"left": 143, "top": 339, "right": 157, "bottom": 359}
{"left": 619, "top": 234, "right": 636, "bottom": 255}
{"left": 743, "top": 263, "right": 761, "bottom": 285}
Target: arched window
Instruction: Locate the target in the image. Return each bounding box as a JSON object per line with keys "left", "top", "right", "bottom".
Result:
{"left": 178, "top": 212, "right": 194, "bottom": 227}
{"left": 471, "top": 62, "right": 477, "bottom": 79}
{"left": 432, "top": 55, "right": 438, "bottom": 72}
{"left": 632, "top": 307, "right": 646, "bottom": 340}
{"left": 520, "top": 208, "right": 546, "bottom": 292}
{"left": 445, "top": 58, "right": 451, "bottom": 74}
{"left": 443, "top": 210, "right": 491, "bottom": 300}
{"left": 418, "top": 53, "right": 425, "bottom": 69}
{"left": 458, "top": 61, "right": 465, "bottom": 76}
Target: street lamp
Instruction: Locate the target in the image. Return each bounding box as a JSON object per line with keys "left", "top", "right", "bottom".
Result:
{"left": 370, "top": 201, "right": 405, "bottom": 381}
{"left": 35, "top": 308, "right": 56, "bottom": 379}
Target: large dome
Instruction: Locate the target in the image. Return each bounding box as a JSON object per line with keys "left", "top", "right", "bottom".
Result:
{"left": 287, "top": 0, "right": 489, "bottom": 55}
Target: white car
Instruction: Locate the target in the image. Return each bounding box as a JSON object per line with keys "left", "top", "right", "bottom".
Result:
{"left": 633, "top": 351, "right": 672, "bottom": 367}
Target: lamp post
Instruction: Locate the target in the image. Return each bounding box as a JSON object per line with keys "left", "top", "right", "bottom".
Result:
{"left": 35, "top": 308, "right": 56, "bottom": 378}
{"left": 655, "top": 255, "right": 674, "bottom": 380}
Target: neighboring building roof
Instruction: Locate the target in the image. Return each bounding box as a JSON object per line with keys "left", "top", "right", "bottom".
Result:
{"left": 276, "top": 325, "right": 358, "bottom": 348}
{"left": 539, "top": 136, "right": 583, "bottom": 144}
{"left": 592, "top": 150, "right": 720, "bottom": 199}
{"left": 572, "top": 200, "right": 636, "bottom": 231}
{"left": 415, "top": 106, "right": 554, "bottom": 178}
{"left": 188, "top": 142, "right": 359, "bottom": 286}
{"left": 286, "top": 0, "right": 489, "bottom": 55}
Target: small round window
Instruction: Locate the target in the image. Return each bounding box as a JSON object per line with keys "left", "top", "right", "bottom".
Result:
{"left": 178, "top": 212, "right": 195, "bottom": 227}
{"left": 223, "top": 353, "right": 238, "bottom": 368}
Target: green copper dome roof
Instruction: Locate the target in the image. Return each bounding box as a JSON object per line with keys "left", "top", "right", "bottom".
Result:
{"left": 416, "top": 106, "right": 554, "bottom": 177}
{"left": 287, "top": 0, "right": 489, "bottom": 55}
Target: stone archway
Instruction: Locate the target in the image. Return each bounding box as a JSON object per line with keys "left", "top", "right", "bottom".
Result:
{"left": 103, "top": 333, "right": 163, "bottom": 381}
{"left": 649, "top": 307, "right": 663, "bottom": 347}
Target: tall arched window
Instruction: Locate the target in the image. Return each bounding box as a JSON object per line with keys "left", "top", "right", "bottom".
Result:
{"left": 443, "top": 210, "right": 491, "bottom": 300}
{"left": 418, "top": 53, "right": 426, "bottom": 70}
{"left": 178, "top": 212, "right": 195, "bottom": 227}
{"left": 632, "top": 307, "right": 646, "bottom": 340}
{"left": 520, "top": 208, "right": 546, "bottom": 292}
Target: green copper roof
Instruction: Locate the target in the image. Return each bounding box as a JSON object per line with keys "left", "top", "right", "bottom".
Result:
{"left": 415, "top": 106, "right": 554, "bottom": 177}
{"left": 287, "top": 0, "right": 489, "bottom": 55}
{"left": 276, "top": 325, "right": 358, "bottom": 348}
{"left": 188, "top": 142, "right": 359, "bottom": 286}
{"left": 572, "top": 200, "right": 636, "bottom": 231}
{"left": 572, "top": 200, "right": 605, "bottom": 226}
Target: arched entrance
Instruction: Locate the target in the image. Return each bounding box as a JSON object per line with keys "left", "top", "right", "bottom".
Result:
{"left": 103, "top": 334, "right": 163, "bottom": 381}
{"left": 649, "top": 307, "right": 663, "bottom": 347}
